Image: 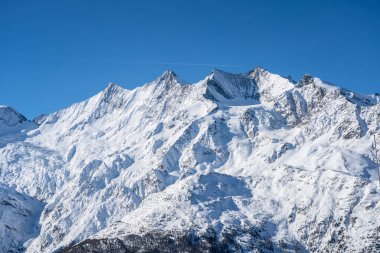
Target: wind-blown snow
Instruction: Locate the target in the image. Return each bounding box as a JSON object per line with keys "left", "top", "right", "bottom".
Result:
{"left": 0, "top": 68, "right": 379, "bottom": 252}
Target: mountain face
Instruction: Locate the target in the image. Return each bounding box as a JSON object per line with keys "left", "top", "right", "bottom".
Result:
{"left": 0, "top": 106, "right": 36, "bottom": 149}
{"left": 0, "top": 67, "right": 379, "bottom": 253}
{"left": 0, "top": 184, "right": 43, "bottom": 253}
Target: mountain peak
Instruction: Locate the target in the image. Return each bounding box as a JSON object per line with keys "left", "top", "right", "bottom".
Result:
{"left": 104, "top": 82, "right": 124, "bottom": 93}
{"left": 254, "top": 66, "right": 267, "bottom": 73}
{"left": 0, "top": 105, "right": 27, "bottom": 126}
{"left": 247, "top": 67, "right": 275, "bottom": 82}
{"left": 157, "top": 70, "right": 186, "bottom": 85}
{"left": 162, "top": 69, "right": 176, "bottom": 77}
{"left": 299, "top": 74, "right": 314, "bottom": 86}
{"left": 212, "top": 68, "right": 233, "bottom": 76}
{"left": 205, "top": 68, "right": 258, "bottom": 102}
{"left": 100, "top": 82, "right": 126, "bottom": 102}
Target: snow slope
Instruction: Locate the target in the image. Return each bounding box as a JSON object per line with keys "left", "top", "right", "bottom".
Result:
{"left": 0, "top": 68, "right": 379, "bottom": 252}
{"left": 0, "top": 184, "right": 44, "bottom": 253}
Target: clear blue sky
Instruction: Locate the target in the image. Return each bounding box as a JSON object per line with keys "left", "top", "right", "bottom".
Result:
{"left": 1, "top": 0, "right": 379, "bottom": 119}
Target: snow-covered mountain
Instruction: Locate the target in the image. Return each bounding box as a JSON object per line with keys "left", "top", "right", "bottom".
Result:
{"left": 0, "top": 67, "right": 379, "bottom": 252}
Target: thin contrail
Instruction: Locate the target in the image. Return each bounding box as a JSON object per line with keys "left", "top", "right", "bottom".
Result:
{"left": 119, "top": 60, "right": 238, "bottom": 67}
{"left": 6, "top": 54, "right": 239, "bottom": 67}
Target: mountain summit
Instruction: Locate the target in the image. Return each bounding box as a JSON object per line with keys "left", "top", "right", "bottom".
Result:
{"left": 0, "top": 67, "right": 379, "bottom": 253}
{"left": 0, "top": 105, "right": 27, "bottom": 127}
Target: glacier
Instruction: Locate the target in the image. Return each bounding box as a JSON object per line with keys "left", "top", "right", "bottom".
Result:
{"left": 0, "top": 67, "right": 379, "bottom": 252}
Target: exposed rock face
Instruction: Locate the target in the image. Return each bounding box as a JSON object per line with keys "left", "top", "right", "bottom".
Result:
{"left": 60, "top": 228, "right": 294, "bottom": 253}
{"left": 0, "top": 67, "right": 379, "bottom": 253}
